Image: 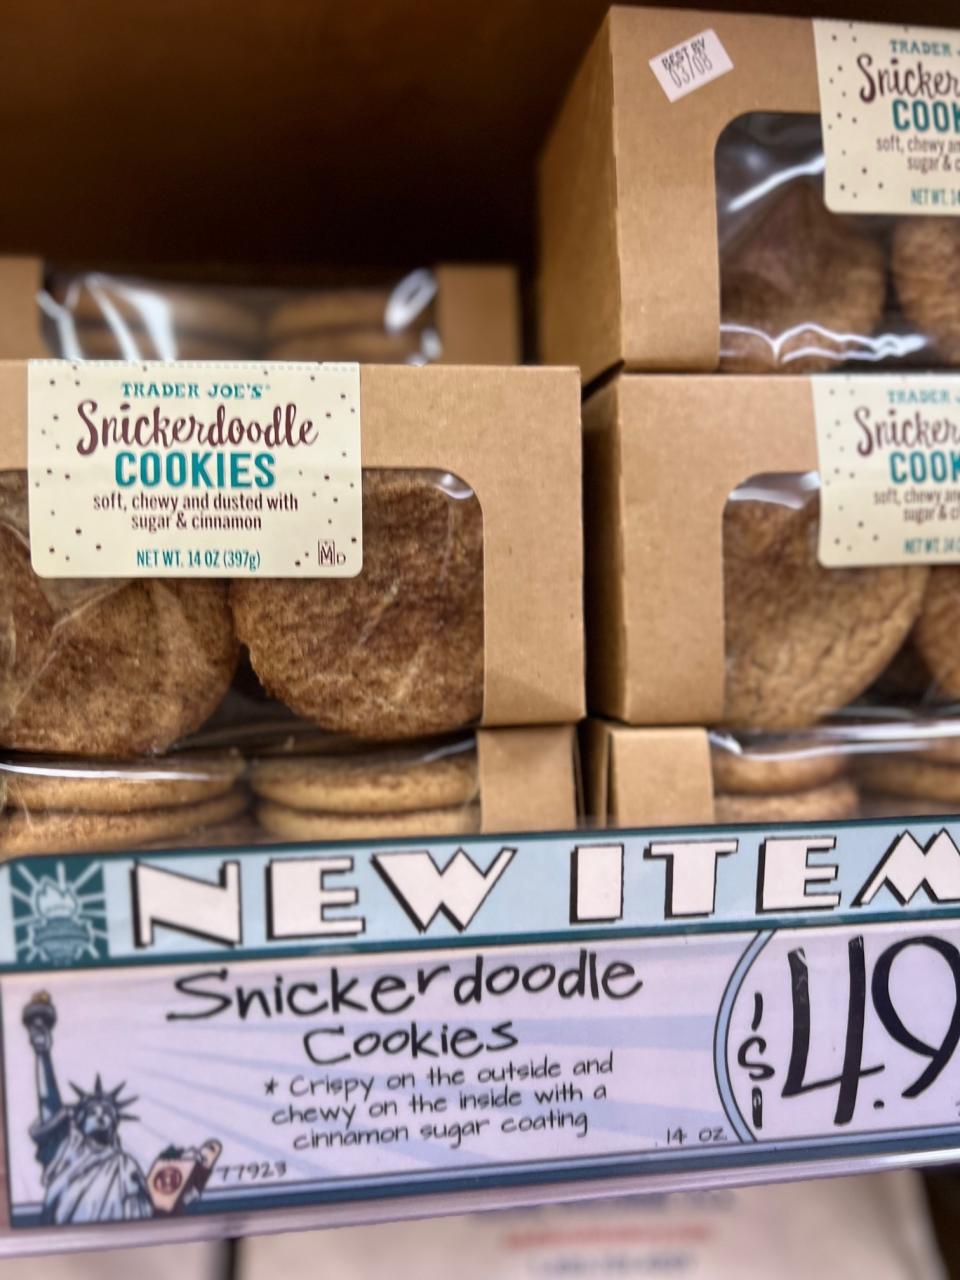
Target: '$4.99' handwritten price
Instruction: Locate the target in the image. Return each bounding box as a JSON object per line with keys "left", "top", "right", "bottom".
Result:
{"left": 736, "top": 933, "right": 960, "bottom": 1132}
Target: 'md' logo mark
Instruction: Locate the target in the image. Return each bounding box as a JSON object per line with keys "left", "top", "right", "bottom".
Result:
{"left": 318, "top": 539, "right": 347, "bottom": 567}
{"left": 11, "top": 860, "right": 108, "bottom": 966}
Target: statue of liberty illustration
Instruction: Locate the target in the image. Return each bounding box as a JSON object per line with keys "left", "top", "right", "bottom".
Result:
{"left": 22, "top": 991, "right": 221, "bottom": 1224}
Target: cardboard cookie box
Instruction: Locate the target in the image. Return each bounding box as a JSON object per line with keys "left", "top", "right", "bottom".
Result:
{"left": 584, "top": 372, "right": 959, "bottom": 733}
{"left": 539, "top": 7, "right": 960, "bottom": 381}
{"left": 0, "top": 258, "right": 522, "bottom": 366}
{"left": 586, "top": 716, "right": 960, "bottom": 830}
{"left": 0, "top": 356, "right": 585, "bottom": 856}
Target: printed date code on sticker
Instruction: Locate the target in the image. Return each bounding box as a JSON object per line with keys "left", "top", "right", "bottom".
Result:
{"left": 649, "top": 30, "right": 733, "bottom": 103}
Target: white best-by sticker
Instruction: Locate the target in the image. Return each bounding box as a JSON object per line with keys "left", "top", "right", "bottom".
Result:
{"left": 27, "top": 361, "right": 362, "bottom": 578}
{"left": 648, "top": 29, "right": 733, "bottom": 103}
{"left": 814, "top": 19, "right": 960, "bottom": 215}
{"left": 813, "top": 373, "right": 960, "bottom": 566}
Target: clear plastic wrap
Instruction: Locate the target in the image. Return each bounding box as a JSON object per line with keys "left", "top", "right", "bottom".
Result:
{"left": 716, "top": 114, "right": 957, "bottom": 373}
{"left": 37, "top": 268, "right": 444, "bottom": 364}
{"left": 0, "top": 751, "right": 252, "bottom": 856}
{"left": 710, "top": 712, "right": 960, "bottom": 824}
{"left": 721, "top": 473, "right": 934, "bottom": 730}
{"left": 0, "top": 468, "right": 483, "bottom": 756}
{"left": 0, "top": 735, "right": 488, "bottom": 857}
{"left": 0, "top": 725, "right": 586, "bottom": 857}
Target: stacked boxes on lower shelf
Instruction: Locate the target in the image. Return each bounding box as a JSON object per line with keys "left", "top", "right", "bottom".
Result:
{"left": 2, "top": 258, "right": 522, "bottom": 367}
{"left": 539, "top": 6, "right": 960, "bottom": 833}
{"left": 0, "top": 354, "right": 585, "bottom": 858}
{"left": 577, "top": 372, "right": 960, "bottom": 827}
{"left": 587, "top": 719, "right": 960, "bottom": 827}
{"left": 538, "top": 8, "right": 960, "bottom": 381}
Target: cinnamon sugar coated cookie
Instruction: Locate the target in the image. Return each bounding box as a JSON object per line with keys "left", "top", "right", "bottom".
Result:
{"left": 921, "top": 734, "right": 960, "bottom": 765}
{"left": 720, "top": 183, "right": 886, "bottom": 374}
{"left": 250, "top": 746, "right": 478, "bottom": 814}
{"left": 0, "top": 521, "right": 53, "bottom": 729}
{"left": 914, "top": 568, "right": 960, "bottom": 699}
{"left": 713, "top": 779, "right": 858, "bottom": 825}
{"left": 0, "top": 574, "right": 238, "bottom": 757}
{"left": 857, "top": 755, "right": 960, "bottom": 804}
{"left": 0, "top": 473, "right": 238, "bottom": 756}
{"left": 232, "top": 471, "right": 484, "bottom": 739}
{"left": 723, "top": 497, "right": 927, "bottom": 729}
{"left": 0, "top": 788, "right": 247, "bottom": 857}
{"left": 141, "top": 814, "right": 261, "bottom": 849}
{"left": 256, "top": 800, "right": 480, "bottom": 842}
{"left": 265, "top": 289, "right": 393, "bottom": 341}
{"left": 711, "top": 741, "right": 847, "bottom": 795}
{"left": 892, "top": 218, "right": 960, "bottom": 364}
{"left": 860, "top": 794, "right": 960, "bottom": 819}
{"left": 2, "top": 752, "right": 243, "bottom": 813}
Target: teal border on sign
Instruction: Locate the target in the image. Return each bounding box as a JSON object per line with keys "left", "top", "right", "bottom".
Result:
{"left": 6, "top": 812, "right": 960, "bottom": 1230}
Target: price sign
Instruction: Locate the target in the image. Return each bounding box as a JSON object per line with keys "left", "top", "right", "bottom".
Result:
{"left": 4, "top": 817, "right": 960, "bottom": 1237}
{"left": 725, "top": 926, "right": 960, "bottom": 1141}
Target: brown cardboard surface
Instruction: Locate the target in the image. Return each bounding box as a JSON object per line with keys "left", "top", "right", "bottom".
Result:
{"left": 584, "top": 720, "right": 714, "bottom": 828}
{"left": 435, "top": 265, "right": 522, "bottom": 365}
{"left": 584, "top": 372, "right": 817, "bottom": 725}
{"left": 478, "top": 724, "right": 577, "bottom": 832}
{"left": 0, "top": 362, "right": 585, "bottom": 728}
{"left": 539, "top": 7, "right": 822, "bottom": 382}
{"left": 0, "top": 259, "right": 45, "bottom": 359}
{"left": 581, "top": 718, "right": 614, "bottom": 824}
{"left": 582, "top": 381, "right": 627, "bottom": 720}
{"left": 537, "top": 25, "right": 620, "bottom": 378}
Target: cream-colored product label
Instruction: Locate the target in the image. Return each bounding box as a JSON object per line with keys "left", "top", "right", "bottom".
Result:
{"left": 813, "top": 374, "right": 960, "bottom": 566}
{"left": 814, "top": 19, "right": 960, "bottom": 215}
{"left": 27, "top": 361, "right": 362, "bottom": 578}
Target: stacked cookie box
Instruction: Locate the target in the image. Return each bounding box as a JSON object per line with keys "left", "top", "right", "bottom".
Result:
{"left": 33, "top": 263, "right": 521, "bottom": 367}
{"left": 538, "top": 7, "right": 960, "bottom": 827}
{"left": 0, "top": 261, "right": 585, "bottom": 856}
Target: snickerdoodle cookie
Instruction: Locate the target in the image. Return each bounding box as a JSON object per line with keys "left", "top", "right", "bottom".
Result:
{"left": 232, "top": 471, "right": 484, "bottom": 739}
{"left": 723, "top": 495, "right": 927, "bottom": 729}
{"left": 720, "top": 183, "right": 886, "bottom": 373}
